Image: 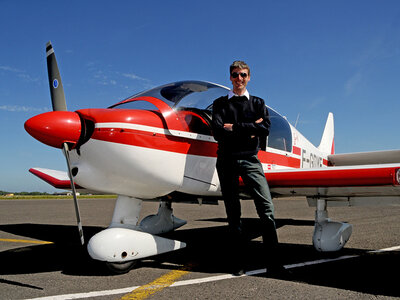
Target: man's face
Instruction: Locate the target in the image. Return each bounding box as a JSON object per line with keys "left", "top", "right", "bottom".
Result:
{"left": 230, "top": 67, "right": 250, "bottom": 94}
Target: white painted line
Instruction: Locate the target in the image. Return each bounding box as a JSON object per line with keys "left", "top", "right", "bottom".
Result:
{"left": 245, "top": 268, "right": 267, "bottom": 276}
{"left": 369, "top": 245, "right": 400, "bottom": 253}
{"left": 285, "top": 255, "right": 359, "bottom": 269}
{"left": 28, "top": 245, "right": 400, "bottom": 300}
{"left": 285, "top": 245, "right": 400, "bottom": 270}
{"left": 28, "top": 286, "right": 139, "bottom": 300}
{"left": 171, "top": 273, "right": 241, "bottom": 287}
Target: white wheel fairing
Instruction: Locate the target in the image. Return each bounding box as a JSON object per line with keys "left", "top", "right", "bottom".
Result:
{"left": 87, "top": 227, "right": 186, "bottom": 262}
{"left": 313, "top": 221, "right": 353, "bottom": 252}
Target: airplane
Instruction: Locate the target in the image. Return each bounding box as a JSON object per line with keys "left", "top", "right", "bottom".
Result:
{"left": 24, "top": 42, "right": 400, "bottom": 273}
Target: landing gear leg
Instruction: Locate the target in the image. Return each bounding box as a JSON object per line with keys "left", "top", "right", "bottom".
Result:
{"left": 110, "top": 195, "right": 142, "bottom": 229}
{"left": 140, "top": 199, "right": 187, "bottom": 234}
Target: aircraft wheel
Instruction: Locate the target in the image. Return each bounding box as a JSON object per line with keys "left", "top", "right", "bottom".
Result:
{"left": 106, "top": 260, "right": 137, "bottom": 274}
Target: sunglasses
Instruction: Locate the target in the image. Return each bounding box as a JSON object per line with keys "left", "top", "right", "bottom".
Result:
{"left": 231, "top": 72, "right": 248, "bottom": 78}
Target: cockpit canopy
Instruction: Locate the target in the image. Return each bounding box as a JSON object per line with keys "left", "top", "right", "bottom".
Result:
{"left": 110, "top": 80, "right": 292, "bottom": 153}
{"left": 110, "top": 80, "right": 228, "bottom": 110}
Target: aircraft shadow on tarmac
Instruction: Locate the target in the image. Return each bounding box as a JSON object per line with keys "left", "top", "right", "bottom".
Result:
{"left": 0, "top": 220, "right": 399, "bottom": 297}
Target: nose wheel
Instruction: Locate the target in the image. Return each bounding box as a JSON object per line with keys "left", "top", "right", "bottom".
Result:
{"left": 106, "top": 260, "right": 138, "bottom": 274}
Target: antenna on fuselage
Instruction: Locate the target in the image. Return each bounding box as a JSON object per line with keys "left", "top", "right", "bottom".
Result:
{"left": 294, "top": 113, "right": 300, "bottom": 128}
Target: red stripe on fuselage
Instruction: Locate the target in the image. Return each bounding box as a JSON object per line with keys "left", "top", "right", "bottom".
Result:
{"left": 92, "top": 127, "right": 218, "bottom": 157}
{"left": 79, "top": 108, "right": 301, "bottom": 166}
{"left": 92, "top": 126, "right": 302, "bottom": 168}
{"left": 292, "top": 146, "right": 301, "bottom": 156}
{"left": 258, "top": 150, "right": 301, "bottom": 168}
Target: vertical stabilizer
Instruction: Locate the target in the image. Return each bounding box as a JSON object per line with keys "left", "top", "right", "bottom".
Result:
{"left": 318, "top": 113, "right": 335, "bottom": 155}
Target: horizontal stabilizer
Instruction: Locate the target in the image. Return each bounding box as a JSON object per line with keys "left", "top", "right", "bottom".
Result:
{"left": 328, "top": 149, "right": 400, "bottom": 166}
{"left": 29, "top": 167, "right": 80, "bottom": 189}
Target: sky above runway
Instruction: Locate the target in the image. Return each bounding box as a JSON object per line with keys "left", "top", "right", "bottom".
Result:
{"left": 1, "top": 0, "right": 400, "bottom": 192}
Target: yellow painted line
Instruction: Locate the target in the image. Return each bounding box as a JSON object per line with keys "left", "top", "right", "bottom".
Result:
{"left": 120, "top": 264, "right": 193, "bottom": 300}
{"left": 0, "top": 238, "right": 53, "bottom": 245}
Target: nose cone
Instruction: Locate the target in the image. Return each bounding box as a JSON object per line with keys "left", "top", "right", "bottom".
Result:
{"left": 24, "top": 111, "right": 82, "bottom": 149}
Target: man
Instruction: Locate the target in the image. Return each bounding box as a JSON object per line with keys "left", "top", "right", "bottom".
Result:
{"left": 212, "top": 61, "right": 281, "bottom": 276}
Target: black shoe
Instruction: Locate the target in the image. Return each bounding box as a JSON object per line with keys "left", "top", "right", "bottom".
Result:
{"left": 232, "top": 268, "right": 245, "bottom": 276}
{"left": 230, "top": 263, "right": 245, "bottom": 276}
{"left": 265, "top": 265, "right": 293, "bottom": 279}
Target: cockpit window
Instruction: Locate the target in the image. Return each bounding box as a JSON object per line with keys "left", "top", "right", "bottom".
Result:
{"left": 267, "top": 108, "right": 292, "bottom": 152}
{"left": 110, "top": 81, "right": 229, "bottom": 111}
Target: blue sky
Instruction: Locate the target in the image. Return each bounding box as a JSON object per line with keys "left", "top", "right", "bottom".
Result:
{"left": 1, "top": 0, "right": 400, "bottom": 192}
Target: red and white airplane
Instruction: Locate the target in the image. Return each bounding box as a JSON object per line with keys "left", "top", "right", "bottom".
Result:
{"left": 25, "top": 42, "right": 400, "bottom": 273}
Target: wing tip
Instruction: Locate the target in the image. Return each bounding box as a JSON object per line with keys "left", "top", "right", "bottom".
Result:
{"left": 29, "top": 167, "right": 73, "bottom": 189}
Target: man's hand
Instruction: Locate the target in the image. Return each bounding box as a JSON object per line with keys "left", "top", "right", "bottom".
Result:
{"left": 223, "top": 123, "right": 233, "bottom": 131}
{"left": 251, "top": 118, "right": 264, "bottom": 138}
{"left": 224, "top": 118, "right": 262, "bottom": 132}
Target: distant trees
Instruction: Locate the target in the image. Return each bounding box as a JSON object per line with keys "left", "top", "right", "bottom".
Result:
{"left": 0, "top": 191, "right": 51, "bottom": 196}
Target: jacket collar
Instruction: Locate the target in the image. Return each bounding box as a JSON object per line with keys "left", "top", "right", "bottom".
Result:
{"left": 228, "top": 89, "right": 250, "bottom": 100}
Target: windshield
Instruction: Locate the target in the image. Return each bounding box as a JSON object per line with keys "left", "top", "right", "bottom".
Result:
{"left": 110, "top": 81, "right": 229, "bottom": 111}
{"left": 267, "top": 108, "right": 293, "bottom": 152}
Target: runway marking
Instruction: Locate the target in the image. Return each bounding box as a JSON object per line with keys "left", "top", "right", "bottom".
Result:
{"left": 27, "top": 245, "right": 400, "bottom": 300}
{"left": 284, "top": 245, "right": 400, "bottom": 270}
{"left": 119, "top": 264, "right": 192, "bottom": 300}
{"left": 29, "top": 286, "right": 140, "bottom": 300}
{"left": 0, "top": 238, "right": 53, "bottom": 245}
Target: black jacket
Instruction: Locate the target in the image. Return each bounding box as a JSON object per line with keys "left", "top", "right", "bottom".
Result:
{"left": 212, "top": 94, "right": 270, "bottom": 157}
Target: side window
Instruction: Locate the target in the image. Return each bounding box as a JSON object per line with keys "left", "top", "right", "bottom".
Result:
{"left": 177, "top": 108, "right": 212, "bottom": 135}
{"left": 267, "top": 109, "right": 292, "bottom": 152}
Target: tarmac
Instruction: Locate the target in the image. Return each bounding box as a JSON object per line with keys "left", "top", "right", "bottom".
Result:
{"left": 1, "top": 197, "right": 399, "bottom": 299}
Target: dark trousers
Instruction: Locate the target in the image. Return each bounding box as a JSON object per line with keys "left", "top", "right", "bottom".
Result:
{"left": 216, "top": 154, "right": 279, "bottom": 265}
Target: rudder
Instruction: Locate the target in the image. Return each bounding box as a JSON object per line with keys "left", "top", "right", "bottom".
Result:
{"left": 318, "top": 112, "right": 334, "bottom": 155}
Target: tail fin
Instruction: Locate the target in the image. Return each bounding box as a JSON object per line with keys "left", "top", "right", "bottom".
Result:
{"left": 318, "top": 112, "right": 335, "bottom": 155}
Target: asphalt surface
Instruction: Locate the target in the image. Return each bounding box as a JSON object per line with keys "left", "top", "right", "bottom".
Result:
{"left": 0, "top": 197, "right": 399, "bottom": 299}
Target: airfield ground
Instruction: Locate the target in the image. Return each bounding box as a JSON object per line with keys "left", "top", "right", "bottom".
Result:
{"left": 1, "top": 197, "right": 399, "bottom": 299}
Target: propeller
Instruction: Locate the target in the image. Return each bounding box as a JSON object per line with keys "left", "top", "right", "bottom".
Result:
{"left": 46, "top": 41, "right": 84, "bottom": 245}
{"left": 46, "top": 42, "right": 67, "bottom": 111}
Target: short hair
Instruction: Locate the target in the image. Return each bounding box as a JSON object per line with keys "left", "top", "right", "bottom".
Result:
{"left": 230, "top": 60, "right": 250, "bottom": 76}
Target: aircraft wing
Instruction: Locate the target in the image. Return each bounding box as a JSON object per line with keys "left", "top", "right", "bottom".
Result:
{"left": 266, "top": 164, "right": 400, "bottom": 206}
{"left": 29, "top": 168, "right": 81, "bottom": 190}
{"left": 30, "top": 163, "right": 400, "bottom": 206}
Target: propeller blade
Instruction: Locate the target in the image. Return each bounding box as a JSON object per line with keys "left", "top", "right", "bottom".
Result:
{"left": 45, "top": 42, "right": 83, "bottom": 245}
{"left": 46, "top": 41, "right": 67, "bottom": 111}
{"left": 62, "top": 143, "right": 85, "bottom": 245}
